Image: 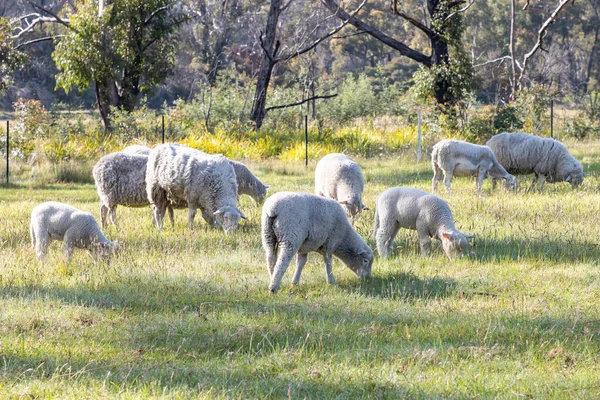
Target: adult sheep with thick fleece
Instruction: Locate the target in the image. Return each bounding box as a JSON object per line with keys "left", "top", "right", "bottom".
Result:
{"left": 431, "top": 139, "right": 518, "bottom": 194}
{"left": 261, "top": 191, "right": 373, "bottom": 293}
{"left": 122, "top": 144, "right": 151, "bottom": 155}
{"left": 30, "top": 201, "right": 119, "bottom": 260}
{"left": 92, "top": 151, "right": 185, "bottom": 228}
{"left": 374, "top": 187, "right": 473, "bottom": 260}
{"left": 146, "top": 143, "right": 246, "bottom": 233}
{"left": 314, "top": 153, "right": 368, "bottom": 218}
{"left": 486, "top": 132, "right": 584, "bottom": 190}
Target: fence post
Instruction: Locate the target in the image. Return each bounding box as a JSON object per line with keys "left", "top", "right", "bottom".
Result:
{"left": 416, "top": 109, "right": 422, "bottom": 162}
{"left": 305, "top": 115, "right": 308, "bottom": 167}
{"left": 550, "top": 99, "right": 554, "bottom": 139}
{"left": 162, "top": 115, "right": 165, "bottom": 144}
{"left": 5, "top": 120, "right": 9, "bottom": 187}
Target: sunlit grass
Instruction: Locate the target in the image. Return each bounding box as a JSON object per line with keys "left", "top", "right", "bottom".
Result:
{"left": 1, "top": 144, "right": 600, "bottom": 398}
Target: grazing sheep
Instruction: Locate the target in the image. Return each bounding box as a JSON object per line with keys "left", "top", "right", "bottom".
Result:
{"left": 146, "top": 143, "right": 246, "bottom": 232}
{"left": 486, "top": 132, "right": 584, "bottom": 191}
{"left": 30, "top": 201, "right": 119, "bottom": 260}
{"left": 374, "top": 187, "right": 473, "bottom": 260}
{"left": 230, "top": 160, "right": 270, "bottom": 204}
{"left": 122, "top": 144, "right": 151, "bottom": 155}
{"left": 314, "top": 153, "right": 368, "bottom": 218}
{"left": 92, "top": 151, "right": 185, "bottom": 229}
{"left": 261, "top": 192, "right": 374, "bottom": 293}
{"left": 431, "top": 139, "right": 518, "bottom": 194}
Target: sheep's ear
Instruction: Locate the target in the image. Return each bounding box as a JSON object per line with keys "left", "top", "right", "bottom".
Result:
{"left": 265, "top": 185, "right": 271, "bottom": 188}
{"left": 464, "top": 234, "right": 475, "bottom": 240}
{"left": 213, "top": 210, "right": 223, "bottom": 216}
{"left": 338, "top": 200, "right": 349, "bottom": 206}
{"left": 565, "top": 175, "right": 572, "bottom": 182}
{"left": 442, "top": 232, "right": 452, "bottom": 239}
{"left": 239, "top": 210, "right": 247, "bottom": 220}
{"left": 362, "top": 205, "right": 370, "bottom": 211}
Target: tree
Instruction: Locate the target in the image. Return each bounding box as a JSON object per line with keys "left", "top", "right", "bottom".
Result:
{"left": 0, "top": 17, "right": 25, "bottom": 94}
{"left": 12, "top": 0, "right": 187, "bottom": 130}
{"left": 321, "top": 0, "right": 477, "bottom": 106}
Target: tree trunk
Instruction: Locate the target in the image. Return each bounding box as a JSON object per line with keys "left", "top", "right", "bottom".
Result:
{"left": 509, "top": 0, "right": 517, "bottom": 100}
{"left": 250, "top": 0, "right": 283, "bottom": 129}
{"left": 584, "top": 2, "right": 600, "bottom": 94}
{"left": 95, "top": 77, "right": 119, "bottom": 131}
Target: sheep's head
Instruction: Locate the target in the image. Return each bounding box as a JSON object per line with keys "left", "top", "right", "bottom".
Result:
{"left": 565, "top": 169, "right": 584, "bottom": 188}
{"left": 346, "top": 246, "right": 374, "bottom": 279}
{"left": 214, "top": 206, "right": 247, "bottom": 234}
{"left": 441, "top": 232, "right": 474, "bottom": 260}
{"left": 95, "top": 240, "right": 120, "bottom": 260}
{"left": 503, "top": 175, "right": 518, "bottom": 192}
{"left": 339, "top": 199, "right": 369, "bottom": 218}
{"left": 255, "top": 184, "right": 270, "bottom": 204}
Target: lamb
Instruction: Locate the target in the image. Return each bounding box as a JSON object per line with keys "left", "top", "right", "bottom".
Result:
{"left": 486, "top": 132, "right": 584, "bottom": 191}
{"left": 261, "top": 191, "right": 374, "bottom": 293}
{"left": 314, "top": 153, "right": 368, "bottom": 218}
{"left": 230, "top": 160, "right": 270, "bottom": 204}
{"left": 146, "top": 143, "right": 246, "bottom": 233}
{"left": 92, "top": 151, "right": 185, "bottom": 229}
{"left": 30, "top": 201, "right": 119, "bottom": 260}
{"left": 431, "top": 139, "right": 518, "bottom": 194}
{"left": 374, "top": 187, "right": 473, "bottom": 260}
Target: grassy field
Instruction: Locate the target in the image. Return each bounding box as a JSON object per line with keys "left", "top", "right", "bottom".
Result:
{"left": 1, "top": 142, "right": 600, "bottom": 398}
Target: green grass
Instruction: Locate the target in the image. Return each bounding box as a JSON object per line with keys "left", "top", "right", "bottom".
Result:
{"left": 2, "top": 143, "right": 600, "bottom": 398}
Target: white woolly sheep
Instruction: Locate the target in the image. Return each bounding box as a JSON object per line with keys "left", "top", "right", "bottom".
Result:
{"left": 92, "top": 151, "right": 185, "bottom": 229}
{"left": 146, "top": 143, "right": 246, "bottom": 233}
{"left": 431, "top": 139, "right": 518, "bottom": 194}
{"left": 261, "top": 191, "right": 374, "bottom": 293}
{"left": 486, "top": 132, "right": 584, "bottom": 191}
{"left": 122, "top": 144, "right": 151, "bottom": 155}
{"left": 230, "top": 160, "right": 270, "bottom": 204}
{"left": 374, "top": 187, "right": 473, "bottom": 260}
{"left": 314, "top": 153, "right": 368, "bottom": 218}
{"left": 30, "top": 201, "right": 119, "bottom": 260}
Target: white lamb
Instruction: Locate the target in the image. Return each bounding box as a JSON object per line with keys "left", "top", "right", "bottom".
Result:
{"left": 431, "top": 139, "right": 518, "bottom": 194}
{"left": 92, "top": 151, "right": 185, "bottom": 229}
{"left": 374, "top": 187, "right": 473, "bottom": 260}
{"left": 486, "top": 132, "right": 584, "bottom": 191}
{"left": 30, "top": 201, "right": 119, "bottom": 260}
{"left": 146, "top": 143, "right": 246, "bottom": 233}
{"left": 261, "top": 192, "right": 374, "bottom": 293}
{"left": 314, "top": 153, "right": 368, "bottom": 218}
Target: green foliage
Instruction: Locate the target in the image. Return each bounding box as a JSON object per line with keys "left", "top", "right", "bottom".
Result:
{"left": 9, "top": 99, "right": 51, "bottom": 159}
{"left": 566, "top": 92, "right": 600, "bottom": 140}
{"left": 0, "top": 17, "right": 26, "bottom": 94}
{"left": 515, "top": 86, "right": 553, "bottom": 134}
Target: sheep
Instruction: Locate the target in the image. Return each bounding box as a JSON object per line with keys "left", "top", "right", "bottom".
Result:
{"left": 230, "top": 160, "right": 270, "bottom": 204}
{"left": 431, "top": 139, "right": 518, "bottom": 194}
{"left": 146, "top": 143, "right": 246, "bottom": 233}
{"left": 122, "top": 144, "right": 151, "bottom": 155}
{"left": 261, "top": 191, "right": 374, "bottom": 293}
{"left": 486, "top": 132, "right": 584, "bottom": 191}
{"left": 92, "top": 151, "right": 185, "bottom": 229}
{"left": 374, "top": 187, "right": 473, "bottom": 260}
{"left": 30, "top": 201, "right": 119, "bottom": 260}
{"left": 314, "top": 153, "right": 368, "bottom": 218}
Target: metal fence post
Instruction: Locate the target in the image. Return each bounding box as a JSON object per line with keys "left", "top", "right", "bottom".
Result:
{"left": 550, "top": 99, "right": 554, "bottom": 139}
{"left": 305, "top": 115, "right": 308, "bottom": 167}
{"left": 162, "top": 115, "right": 165, "bottom": 144}
{"left": 5, "top": 120, "right": 9, "bottom": 187}
{"left": 417, "top": 110, "right": 422, "bottom": 162}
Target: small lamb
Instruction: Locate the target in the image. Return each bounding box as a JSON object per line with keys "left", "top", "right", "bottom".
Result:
{"left": 30, "top": 201, "right": 119, "bottom": 260}
{"left": 432, "top": 139, "right": 518, "bottom": 194}
{"left": 315, "top": 153, "right": 368, "bottom": 218}
{"left": 230, "top": 160, "right": 270, "bottom": 204}
{"left": 146, "top": 144, "right": 246, "bottom": 233}
{"left": 374, "top": 187, "right": 473, "bottom": 260}
{"left": 261, "top": 192, "right": 374, "bottom": 293}
{"left": 486, "top": 132, "right": 584, "bottom": 191}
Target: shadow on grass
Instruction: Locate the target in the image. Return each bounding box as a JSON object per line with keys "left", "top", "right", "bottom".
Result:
{"left": 473, "top": 235, "right": 600, "bottom": 263}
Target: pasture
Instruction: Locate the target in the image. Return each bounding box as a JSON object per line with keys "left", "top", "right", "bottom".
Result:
{"left": 1, "top": 143, "right": 600, "bottom": 398}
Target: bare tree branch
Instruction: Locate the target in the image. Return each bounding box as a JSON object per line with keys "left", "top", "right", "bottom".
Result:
{"left": 517, "top": 0, "right": 572, "bottom": 90}
{"left": 144, "top": 1, "right": 176, "bottom": 25}
{"left": 11, "top": 15, "right": 61, "bottom": 38}
{"left": 278, "top": 0, "right": 368, "bottom": 61}
{"left": 391, "top": 0, "right": 433, "bottom": 37}
{"left": 15, "top": 35, "right": 65, "bottom": 49}
{"left": 265, "top": 94, "right": 337, "bottom": 112}
{"left": 333, "top": 30, "right": 366, "bottom": 40}
{"left": 27, "top": 1, "right": 73, "bottom": 31}
{"left": 473, "top": 55, "right": 512, "bottom": 68}
{"left": 321, "top": 0, "right": 431, "bottom": 65}
{"left": 445, "top": 0, "right": 476, "bottom": 21}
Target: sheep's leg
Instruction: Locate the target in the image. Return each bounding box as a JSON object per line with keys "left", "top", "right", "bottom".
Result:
{"left": 476, "top": 167, "right": 487, "bottom": 194}
{"left": 265, "top": 242, "right": 277, "bottom": 278}
{"left": 442, "top": 170, "right": 453, "bottom": 194}
{"left": 167, "top": 206, "right": 175, "bottom": 228}
{"left": 322, "top": 252, "right": 337, "bottom": 285}
{"left": 108, "top": 206, "right": 118, "bottom": 227}
{"left": 491, "top": 178, "right": 498, "bottom": 190}
{"left": 375, "top": 220, "right": 400, "bottom": 258}
{"left": 62, "top": 230, "right": 74, "bottom": 261}
{"left": 188, "top": 207, "right": 197, "bottom": 230}
{"left": 34, "top": 229, "right": 49, "bottom": 260}
{"left": 268, "top": 243, "right": 298, "bottom": 293}
{"left": 417, "top": 227, "right": 432, "bottom": 256}
{"left": 152, "top": 203, "right": 167, "bottom": 230}
{"left": 201, "top": 209, "right": 215, "bottom": 227}
{"left": 100, "top": 204, "right": 109, "bottom": 229}
{"left": 527, "top": 175, "right": 538, "bottom": 192}
{"left": 291, "top": 253, "right": 308, "bottom": 285}
{"left": 538, "top": 174, "right": 546, "bottom": 191}
{"left": 432, "top": 163, "right": 442, "bottom": 192}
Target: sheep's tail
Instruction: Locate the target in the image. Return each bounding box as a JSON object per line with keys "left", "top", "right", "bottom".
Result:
{"left": 373, "top": 207, "right": 380, "bottom": 239}
{"left": 261, "top": 211, "right": 278, "bottom": 254}
{"left": 30, "top": 220, "right": 36, "bottom": 249}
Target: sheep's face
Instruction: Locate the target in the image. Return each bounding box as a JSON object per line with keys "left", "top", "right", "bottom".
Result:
{"left": 347, "top": 246, "right": 374, "bottom": 279}
{"left": 503, "top": 176, "right": 518, "bottom": 192}
{"left": 255, "top": 184, "right": 269, "bottom": 204}
{"left": 214, "top": 207, "right": 247, "bottom": 234}
{"left": 441, "top": 232, "right": 473, "bottom": 260}
{"left": 94, "top": 241, "right": 120, "bottom": 260}
{"left": 339, "top": 199, "right": 369, "bottom": 218}
{"left": 565, "top": 170, "right": 584, "bottom": 188}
